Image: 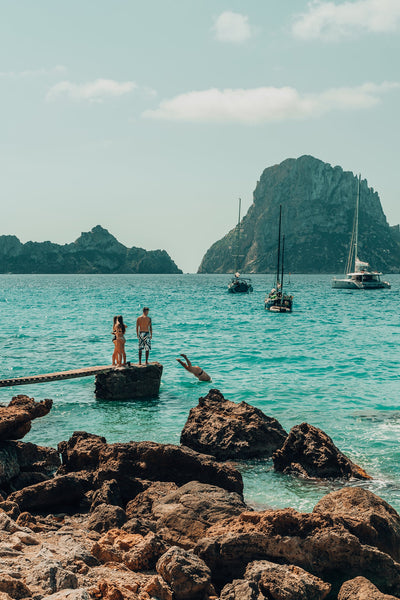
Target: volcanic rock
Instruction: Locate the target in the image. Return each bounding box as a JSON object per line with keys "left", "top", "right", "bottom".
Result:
{"left": 91, "top": 528, "right": 166, "bottom": 571}
{"left": 152, "top": 481, "right": 248, "bottom": 548}
{"left": 58, "top": 431, "right": 243, "bottom": 498}
{"left": 9, "top": 474, "right": 90, "bottom": 512}
{"left": 198, "top": 155, "right": 400, "bottom": 274}
{"left": 0, "top": 396, "right": 52, "bottom": 441}
{"left": 338, "top": 576, "right": 399, "bottom": 599}
{"left": 90, "top": 479, "right": 123, "bottom": 510}
{"left": 194, "top": 506, "right": 400, "bottom": 595}
{"left": 313, "top": 486, "right": 400, "bottom": 561}
{"left": 220, "top": 579, "right": 259, "bottom": 600}
{"left": 180, "top": 389, "right": 287, "bottom": 460}
{"left": 125, "top": 481, "right": 178, "bottom": 521}
{"left": 156, "top": 546, "right": 214, "bottom": 600}
{"left": 272, "top": 422, "right": 371, "bottom": 479}
{"left": 95, "top": 363, "right": 163, "bottom": 400}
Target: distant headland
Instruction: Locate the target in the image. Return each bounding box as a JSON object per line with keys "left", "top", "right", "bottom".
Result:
{"left": 0, "top": 225, "right": 182, "bottom": 274}
{"left": 198, "top": 155, "right": 400, "bottom": 274}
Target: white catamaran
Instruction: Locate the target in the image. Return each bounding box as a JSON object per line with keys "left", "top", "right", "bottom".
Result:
{"left": 332, "top": 175, "right": 391, "bottom": 290}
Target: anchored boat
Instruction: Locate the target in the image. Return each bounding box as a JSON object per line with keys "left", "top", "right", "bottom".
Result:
{"left": 265, "top": 205, "right": 293, "bottom": 312}
{"left": 332, "top": 174, "right": 391, "bottom": 290}
{"left": 228, "top": 198, "right": 253, "bottom": 294}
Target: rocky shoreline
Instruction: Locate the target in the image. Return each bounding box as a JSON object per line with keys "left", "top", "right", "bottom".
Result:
{"left": 0, "top": 391, "right": 398, "bottom": 599}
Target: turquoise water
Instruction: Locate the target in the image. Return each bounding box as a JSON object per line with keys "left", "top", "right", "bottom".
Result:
{"left": 1, "top": 274, "right": 399, "bottom": 512}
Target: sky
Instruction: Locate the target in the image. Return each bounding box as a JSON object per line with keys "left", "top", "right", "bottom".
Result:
{"left": 1, "top": 0, "right": 399, "bottom": 272}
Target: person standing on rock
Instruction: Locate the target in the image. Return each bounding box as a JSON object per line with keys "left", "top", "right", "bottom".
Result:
{"left": 136, "top": 307, "right": 152, "bottom": 365}
{"left": 176, "top": 354, "right": 211, "bottom": 382}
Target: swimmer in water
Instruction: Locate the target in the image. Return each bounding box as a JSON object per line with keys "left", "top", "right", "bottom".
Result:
{"left": 176, "top": 354, "right": 211, "bottom": 382}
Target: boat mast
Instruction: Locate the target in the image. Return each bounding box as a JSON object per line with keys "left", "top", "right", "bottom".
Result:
{"left": 276, "top": 205, "right": 282, "bottom": 288}
{"left": 281, "top": 234, "right": 285, "bottom": 294}
{"left": 354, "top": 174, "right": 360, "bottom": 269}
{"left": 234, "top": 198, "right": 241, "bottom": 273}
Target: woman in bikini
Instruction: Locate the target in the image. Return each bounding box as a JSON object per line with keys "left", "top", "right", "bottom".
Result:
{"left": 176, "top": 353, "right": 211, "bottom": 382}
{"left": 112, "top": 316, "right": 127, "bottom": 366}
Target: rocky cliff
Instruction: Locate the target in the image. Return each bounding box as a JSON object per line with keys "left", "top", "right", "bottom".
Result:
{"left": 0, "top": 225, "right": 182, "bottom": 274}
{"left": 198, "top": 156, "right": 400, "bottom": 273}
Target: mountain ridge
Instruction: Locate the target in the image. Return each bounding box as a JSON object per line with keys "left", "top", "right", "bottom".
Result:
{"left": 0, "top": 225, "right": 182, "bottom": 274}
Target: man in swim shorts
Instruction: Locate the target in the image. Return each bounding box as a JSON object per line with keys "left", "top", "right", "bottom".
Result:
{"left": 136, "top": 307, "right": 152, "bottom": 365}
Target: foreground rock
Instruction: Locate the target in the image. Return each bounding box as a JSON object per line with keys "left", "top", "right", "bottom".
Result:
{"left": 313, "top": 487, "right": 400, "bottom": 561}
{"left": 0, "top": 395, "right": 52, "bottom": 441}
{"left": 273, "top": 422, "right": 371, "bottom": 479}
{"left": 221, "top": 560, "right": 331, "bottom": 600}
{"left": 148, "top": 546, "right": 215, "bottom": 600}
{"left": 95, "top": 363, "right": 163, "bottom": 400}
{"left": 180, "top": 389, "right": 287, "bottom": 460}
{"left": 135, "top": 481, "right": 248, "bottom": 548}
{"left": 338, "top": 576, "right": 399, "bottom": 600}
{"left": 194, "top": 506, "right": 400, "bottom": 596}
{"left": 58, "top": 431, "right": 243, "bottom": 500}
{"left": 0, "top": 440, "right": 60, "bottom": 492}
{"left": 9, "top": 474, "right": 90, "bottom": 512}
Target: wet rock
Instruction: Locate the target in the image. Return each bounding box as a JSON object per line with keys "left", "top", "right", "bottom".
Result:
{"left": 87, "top": 503, "right": 126, "bottom": 533}
{"left": 272, "top": 422, "right": 371, "bottom": 479}
{"left": 313, "top": 486, "right": 400, "bottom": 561}
{"left": 0, "top": 575, "right": 32, "bottom": 599}
{"left": 153, "top": 481, "right": 248, "bottom": 548}
{"left": 338, "top": 576, "right": 399, "bottom": 599}
{"left": 156, "top": 546, "right": 214, "bottom": 600}
{"left": 180, "top": 389, "right": 287, "bottom": 460}
{"left": 243, "top": 560, "right": 331, "bottom": 600}
{"left": 58, "top": 431, "right": 243, "bottom": 498}
{"left": 0, "top": 395, "right": 52, "bottom": 441}
{"left": 194, "top": 507, "right": 400, "bottom": 596}
{"left": 9, "top": 474, "right": 89, "bottom": 512}
{"left": 95, "top": 363, "right": 163, "bottom": 400}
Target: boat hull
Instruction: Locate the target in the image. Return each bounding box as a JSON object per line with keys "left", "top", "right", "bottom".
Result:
{"left": 228, "top": 278, "right": 253, "bottom": 293}
{"left": 332, "top": 278, "right": 391, "bottom": 289}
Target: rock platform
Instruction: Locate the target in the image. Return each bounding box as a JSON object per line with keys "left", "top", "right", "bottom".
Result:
{"left": 94, "top": 363, "right": 163, "bottom": 400}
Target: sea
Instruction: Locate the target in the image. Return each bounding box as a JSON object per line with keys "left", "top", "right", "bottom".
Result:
{"left": 1, "top": 273, "right": 399, "bottom": 513}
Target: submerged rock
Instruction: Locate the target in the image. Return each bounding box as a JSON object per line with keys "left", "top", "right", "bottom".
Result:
{"left": 180, "top": 389, "right": 287, "bottom": 460}
{"left": 0, "top": 395, "right": 52, "bottom": 441}
{"left": 272, "top": 422, "right": 371, "bottom": 479}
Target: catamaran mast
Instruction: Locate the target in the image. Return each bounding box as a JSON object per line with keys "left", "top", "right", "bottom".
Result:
{"left": 354, "top": 174, "right": 360, "bottom": 270}
{"left": 234, "top": 198, "right": 241, "bottom": 273}
{"left": 276, "top": 205, "right": 282, "bottom": 288}
{"left": 281, "top": 235, "right": 285, "bottom": 293}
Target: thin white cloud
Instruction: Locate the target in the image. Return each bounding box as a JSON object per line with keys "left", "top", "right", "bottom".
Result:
{"left": 0, "top": 65, "right": 67, "bottom": 78}
{"left": 292, "top": 0, "right": 400, "bottom": 41}
{"left": 142, "top": 82, "right": 399, "bottom": 124}
{"left": 212, "top": 11, "right": 252, "bottom": 43}
{"left": 46, "top": 78, "right": 136, "bottom": 102}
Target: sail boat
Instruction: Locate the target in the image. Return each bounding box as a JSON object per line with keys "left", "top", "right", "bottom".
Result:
{"left": 265, "top": 205, "right": 293, "bottom": 312}
{"left": 228, "top": 198, "right": 253, "bottom": 293}
{"left": 332, "top": 174, "right": 390, "bottom": 289}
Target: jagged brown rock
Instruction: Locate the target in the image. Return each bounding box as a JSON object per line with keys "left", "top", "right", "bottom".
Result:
{"left": 8, "top": 474, "right": 90, "bottom": 512}
{"left": 194, "top": 507, "right": 400, "bottom": 596}
{"left": 0, "top": 396, "right": 52, "bottom": 441}
{"left": 180, "top": 389, "right": 287, "bottom": 460}
{"left": 272, "top": 422, "right": 370, "bottom": 479}
{"left": 338, "top": 576, "right": 399, "bottom": 600}
{"left": 152, "top": 481, "right": 248, "bottom": 549}
{"left": 92, "top": 528, "right": 165, "bottom": 571}
{"left": 156, "top": 546, "right": 214, "bottom": 600}
{"left": 58, "top": 431, "right": 243, "bottom": 499}
{"left": 313, "top": 487, "right": 400, "bottom": 561}
{"left": 87, "top": 504, "right": 127, "bottom": 533}
{"left": 95, "top": 363, "right": 163, "bottom": 400}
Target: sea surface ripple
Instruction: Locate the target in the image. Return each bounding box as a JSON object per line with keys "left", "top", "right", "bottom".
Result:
{"left": 0, "top": 273, "right": 399, "bottom": 512}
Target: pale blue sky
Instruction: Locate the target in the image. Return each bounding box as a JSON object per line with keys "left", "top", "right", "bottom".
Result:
{"left": 1, "top": 0, "right": 399, "bottom": 271}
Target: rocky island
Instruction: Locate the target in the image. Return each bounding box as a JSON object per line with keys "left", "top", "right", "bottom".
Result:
{"left": 0, "top": 225, "right": 182, "bottom": 274}
{"left": 198, "top": 155, "right": 400, "bottom": 274}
